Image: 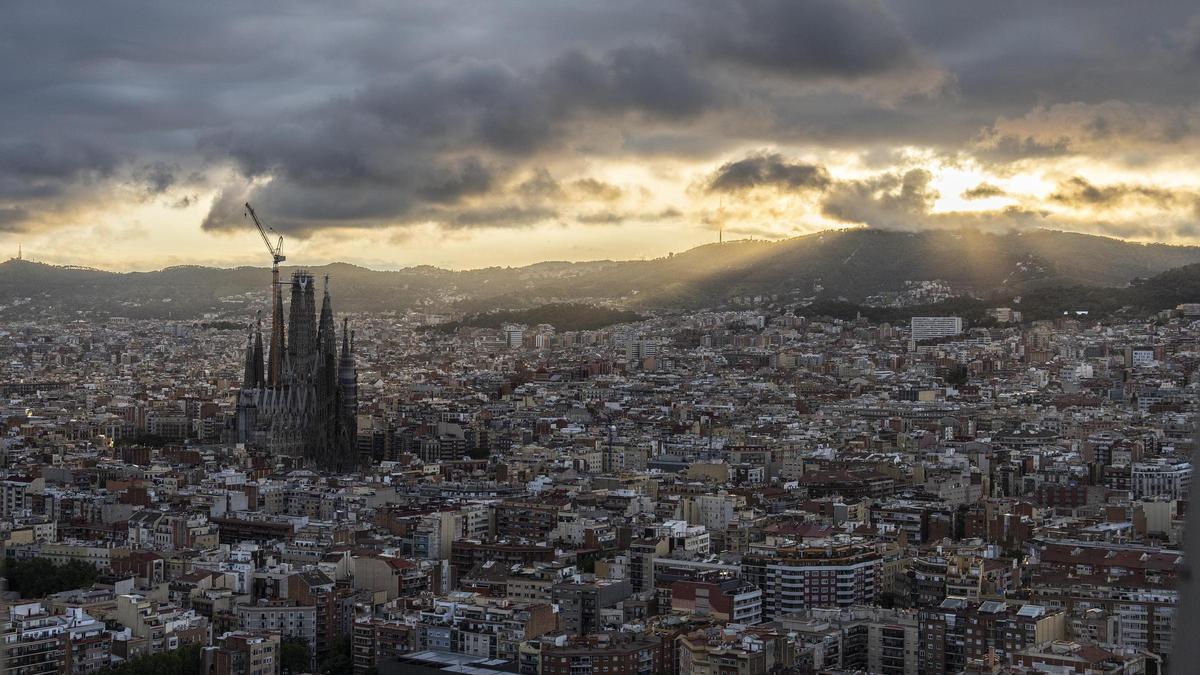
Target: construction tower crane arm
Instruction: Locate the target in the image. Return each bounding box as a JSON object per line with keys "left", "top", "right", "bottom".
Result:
{"left": 244, "top": 202, "right": 286, "bottom": 266}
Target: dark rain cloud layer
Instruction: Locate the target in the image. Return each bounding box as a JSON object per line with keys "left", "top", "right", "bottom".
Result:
{"left": 706, "top": 153, "right": 831, "bottom": 193}
{"left": 4, "top": 0, "right": 1200, "bottom": 236}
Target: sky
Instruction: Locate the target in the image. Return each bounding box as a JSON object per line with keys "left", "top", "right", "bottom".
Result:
{"left": 4, "top": 1, "right": 1200, "bottom": 271}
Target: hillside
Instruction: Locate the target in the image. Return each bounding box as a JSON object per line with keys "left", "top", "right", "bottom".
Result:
{"left": 789, "top": 262, "right": 1200, "bottom": 324}
{"left": 438, "top": 304, "right": 645, "bottom": 332}
{"left": 3, "top": 228, "right": 1199, "bottom": 318}
{"left": 1012, "top": 262, "right": 1200, "bottom": 320}
{"left": 589, "top": 228, "right": 1200, "bottom": 305}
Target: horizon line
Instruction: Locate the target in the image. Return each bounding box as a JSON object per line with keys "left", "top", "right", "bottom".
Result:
{"left": 3, "top": 225, "right": 1191, "bottom": 275}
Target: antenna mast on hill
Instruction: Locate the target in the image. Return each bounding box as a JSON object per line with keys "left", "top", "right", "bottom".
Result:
{"left": 718, "top": 196, "right": 725, "bottom": 244}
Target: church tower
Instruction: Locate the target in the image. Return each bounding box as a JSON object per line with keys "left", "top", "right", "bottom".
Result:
{"left": 313, "top": 277, "right": 340, "bottom": 467}
{"left": 339, "top": 318, "right": 359, "bottom": 466}
{"left": 237, "top": 269, "right": 359, "bottom": 472}
{"left": 286, "top": 271, "right": 318, "bottom": 379}
{"left": 241, "top": 313, "right": 265, "bottom": 388}
{"left": 267, "top": 277, "right": 285, "bottom": 385}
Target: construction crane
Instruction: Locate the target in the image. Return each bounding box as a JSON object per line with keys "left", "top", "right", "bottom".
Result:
{"left": 244, "top": 202, "right": 286, "bottom": 385}
{"left": 244, "top": 202, "right": 285, "bottom": 269}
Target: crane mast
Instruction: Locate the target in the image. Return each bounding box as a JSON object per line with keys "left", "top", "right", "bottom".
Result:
{"left": 244, "top": 203, "right": 286, "bottom": 385}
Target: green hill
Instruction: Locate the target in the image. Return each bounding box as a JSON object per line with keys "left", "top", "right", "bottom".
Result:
{"left": 4, "top": 228, "right": 1200, "bottom": 318}
{"left": 439, "top": 303, "right": 645, "bottom": 332}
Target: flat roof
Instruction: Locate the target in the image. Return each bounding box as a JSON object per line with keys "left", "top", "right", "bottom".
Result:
{"left": 391, "top": 650, "right": 518, "bottom": 674}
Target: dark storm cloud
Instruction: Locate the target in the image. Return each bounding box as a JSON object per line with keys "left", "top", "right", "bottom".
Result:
{"left": 706, "top": 153, "right": 832, "bottom": 193}
{"left": 0, "top": 139, "right": 120, "bottom": 200}
{"left": 515, "top": 172, "right": 622, "bottom": 203}
{"left": 542, "top": 46, "right": 716, "bottom": 121}
{"left": 821, "top": 170, "right": 1054, "bottom": 232}
{"left": 5, "top": 0, "right": 1200, "bottom": 237}
{"left": 1, "top": 0, "right": 950, "bottom": 235}
{"left": 963, "top": 183, "right": 1006, "bottom": 200}
{"left": 689, "top": 0, "right": 927, "bottom": 79}
{"left": 450, "top": 205, "right": 557, "bottom": 229}
{"left": 353, "top": 59, "right": 554, "bottom": 157}
{"left": 199, "top": 44, "right": 720, "bottom": 234}
{"left": 576, "top": 212, "right": 623, "bottom": 225}
{"left": 224, "top": 45, "right": 714, "bottom": 180}
{"left": 570, "top": 179, "right": 623, "bottom": 201}
{"left": 1169, "top": 16, "right": 1200, "bottom": 68}
{"left": 576, "top": 208, "right": 680, "bottom": 225}
{"left": 134, "top": 162, "right": 178, "bottom": 194}
{"left": 131, "top": 161, "right": 182, "bottom": 203}
{"left": 416, "top": 158, "right": 495, "bottom": 205}
{"left": 973, "top": 134, "right": 1072, "bottom": 164}
{"left": 1050, "top": 177, "right": 1196, "bottom": 209}
{"left": 0, "top": 207, "right": 30, "bottom": 232}
{"left": 821, "top": 169, "right": 937, "bottom": 228}
{"left": 517, "top": 169, "right": 564, "bottom": 200}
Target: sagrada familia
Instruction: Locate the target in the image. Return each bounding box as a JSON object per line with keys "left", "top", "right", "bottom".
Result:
{"left": 236, "top": 270, "right": 358, "bottom": 471}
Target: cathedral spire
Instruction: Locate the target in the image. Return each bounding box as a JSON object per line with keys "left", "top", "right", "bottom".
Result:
{"left": 242, "top": 326, "right": 256, "bottom": 388}
{"left": 338, "top": 316, "right": 359, "bottom": 469}
{"left": 286, "top": 270, "right": 318, "bottom": 377}
{"left": 268, "top": 274, "right": 285, "bottom": 386}
{"left": 318, "top": 275, "right": 336, "bottom": 359}
{"left": 252, "top": 311, "right": 265, "bottom": 387}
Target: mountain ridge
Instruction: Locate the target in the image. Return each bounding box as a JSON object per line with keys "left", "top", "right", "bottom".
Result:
{"left": 5, "top": 228, "right": 1200, "bottom": 318}
{"left": 13, "top": 226, "right": 1200, "bottom": 277}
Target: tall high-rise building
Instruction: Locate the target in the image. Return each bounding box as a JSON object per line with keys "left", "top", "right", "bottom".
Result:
{"left": 503, "top": 324, "right": 525, "bottom": 349}
{"left": 626, "top": 338, "right": 660, "bottom": 362}
{"left": 911, "top": 316, "right": 963, "bottom": 342}
{"left": 237, "top": 271, "right": 358, "bottom": 471}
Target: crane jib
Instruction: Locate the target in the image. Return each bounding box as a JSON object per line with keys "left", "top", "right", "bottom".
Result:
{"left": 244, "top": 202, "right": 286, "bottom": 265}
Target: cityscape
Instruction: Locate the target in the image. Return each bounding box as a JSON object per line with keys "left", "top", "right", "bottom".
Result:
{"left": 1, "top": 245, "right": 1195, "bottom": 675}
{"left": 4, "top": 2, "right": 1200, "bottom": 675}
